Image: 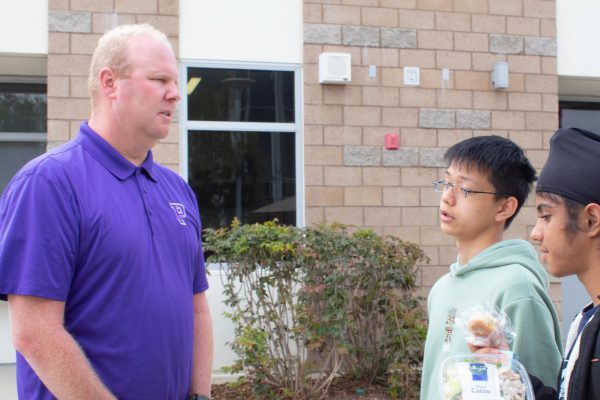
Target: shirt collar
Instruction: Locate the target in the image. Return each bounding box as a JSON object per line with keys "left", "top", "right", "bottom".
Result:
{"left": 75, "top": 122, "right": 158, "bottom": 182}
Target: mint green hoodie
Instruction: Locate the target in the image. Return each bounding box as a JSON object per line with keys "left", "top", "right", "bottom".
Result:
{"left": 420, "top": 239, "right": 563, "bottom": 400}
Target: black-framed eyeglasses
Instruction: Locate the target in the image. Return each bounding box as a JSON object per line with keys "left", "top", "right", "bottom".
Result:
{"left": 433, "top": 179, "right": 504, "bottom": 199}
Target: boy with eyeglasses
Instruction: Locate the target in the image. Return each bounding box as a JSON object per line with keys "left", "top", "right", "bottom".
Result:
{"left": 419, "top": 135, "right": 562, "bottom": 400}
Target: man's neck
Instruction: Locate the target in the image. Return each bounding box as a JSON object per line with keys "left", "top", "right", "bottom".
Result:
{"left": 455, "top": 231, "right": 504, "bottom": 266}
{"left": 578, "top": 260, "right": 600, "bottom": 306}
{"left": 88, "top": 116, "right": 149, "bottom": 166}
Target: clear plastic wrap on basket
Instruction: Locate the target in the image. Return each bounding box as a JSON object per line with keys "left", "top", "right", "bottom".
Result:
{"left": 440, "top": 353, "right": 535, "bottom": 400}
{"left": 456, "top": 304, "right": 515, "bottom": 348}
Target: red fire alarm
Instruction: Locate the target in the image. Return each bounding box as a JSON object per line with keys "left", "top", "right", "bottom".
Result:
{"left": 385, "top": 133, "right": 400, "bottom": 150}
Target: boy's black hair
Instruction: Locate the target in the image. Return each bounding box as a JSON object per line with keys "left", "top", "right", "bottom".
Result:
{"left": 444, "top": 135, "right": 537, "bottom": 228}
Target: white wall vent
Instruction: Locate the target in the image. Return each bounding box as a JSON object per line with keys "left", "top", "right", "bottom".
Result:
{"left": 318, "top": 52, "right": 351, "bottom": 84}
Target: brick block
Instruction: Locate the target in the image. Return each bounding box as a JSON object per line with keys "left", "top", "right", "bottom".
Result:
{"left": 437, "top": 90, "right": 472, "bottom": 109}
{"left": 71, "top": 33, "right": 102, "bottom": 55}
{"left": 49, "top": 0, "right": 69, "bottom": 10}
{"left": 383, "top": 226, "right": 421, "bottom": 243}
{"left": 420, "top": 186, "right": 442, "bottom": 206}
{"left": 525, "top": 74, "right": 558, "bottom": 93}
{"left": 363, "top": 167, "right": 401, "bottom": 186}
{"left": 525, "top": 149, "right": 550, "bottom": 169}
{"left": 323, "top": 5, "right": 361, "bottom": 25}
{"left": 381, "top": 28, "right": 417, "bottom": 48}
{"left": 436, "top": 50, "right": 471, "bottom": 70}
{"left": 399, "top": 49, "right": 436, "bottom": 68}
{"left": 47, "top": 119, "right": 71, "bottom": 141}
{"left": 363, "top": 127, "right": 394, "bottom": 146}
{"left": 344, "top": 106, "right": 381, "bottom": 126}
{"left": 541, "top": 19, "right": 556, "bottom": 37}
{"left": 490, "top": 34, "right": 524, "bottom": 54}
{"left": 305, "top": 166, "right": 324, "bottom": 186}
{"left": 472, "top": 14, "right": 506, "bottom": 34}
{"left": 506, "top": 55, "right": 541, "bottom": 74}
{"left": 305, "top": 207, "right": 325, "bottom": 226}
{"left": 48, "top": 76, "right": 70, "bottom": 97}
{"left": 115, "top": 0, "right": 158, "bottom": 13}
{"left": 525, "top": 112, "right": 558, "bottom": 131}
{"left": 48, "top": 32, "right": 70, "bottom": 54}
{"left": 542, "top": 94, "right": 559, "bottom": 113}
{"left": 48, "top": 54, "right": 91, "bottom": 76}
{"left": 304, "top": 84, "right": 323, "bottom": 105}
{"left": 457, "top": 110, "right": 491, "bottom": 129}
{"left": 419, "top": 147, "right": 446, "bottom": 167}
{"left": 159, "top": 0, "right": 178, "bottom": 15}
{"left": 362, "top": 7, "right": 399, "bottom": 27}
{"left": 418, "top": 30, "right": 453, "bottom": 50}
{"left": 399, "top": 10, "right": 435, "bottom": 29}
{"left": 419, "top": 69, "right": 446, "bottom": 89}
{"left": 416, "top": 0, "right": 452, "bottom": 11}
{"left": 304, "top": 64, "right": 319, "bottom": 85}
{"left": 401, "top": 167, "right": 438, "bottom": 186}
{"left": 454, "top": 32, "right": 489, "bottom": 52}
{"left": 491, "top": 111, "right": 525, "bottom": 130}
{"left": 508, "top": 130, "right": 543, "bottom": 149}
{"left": 437, "top": 129, "right": 472, "bottom": 147}
{"left": 361, "top": 48, "right": 400, "bottom": 67}
{"left": 305, "top": 145, "right": 343, "bottom": 166}
{"left": 489, "top": 0, "right": 524, "bottom": 16}
{"left": 152, "top": 142, "right": 178, "bottom": 164}
{"left": 364, "top": 206, "right": 402, "bottom": 225}
{"left": 324, "top": 207, "right": 363, "bottom": 226}
{"left": 49, "top": 10, "right": 92, "bottom": 33}
{"left": 305, "top": 104, "right": 343, "bottom": 125}
{"left": 402, "top": 206, "right": 438, "bottom": 226}
{"left": 525, "top": 37, "right": 556, "bottom": 56}
{"left": 344, "top": 146, "right": 381, "bottom": 166}
{"left": 472, "top": 53, "right": 506, "bottom": 72}
{"left": 136, "top": 15, "right": 179, "bottom": 36}
{"left": 507, "top": 17, "right": 540, "bottom": 36}
{"left": 304, "top": 4, "right": 322, "bottom": 23}
{"left": 439, "top": 245, "right": 458, "bottom": 265}
{"left": 436, "top": 12, "right": 471, "bottom": 32}
{"left": 70, "top": 76, "right": 90, "bottom": 98}
{"left": 324, "top": 166, "right": 362, "bottom": 186}
{"left": 70, "top": 0, "right": 116, "bottom": 11}
{"left": 524, "top": 0, "right": 555, "bottom": 18}
{"left": 383, "top": 148, "right": 419, "bottom": 166}
{"left": 362, "top": 87, "right": 400, "bottom": 107}
{"left": 383, "top": 187, "right": 420, "bottom": 206}
{"left": 304, "top": 24, "right": 342, "bottom": 45}
{"left": 508, "top": 93, "right": 542, "bottom": 111}
{"left": 304, "top": 125, "right": 324, "bottom": 145}
{"left": 454, "top": 0, "right": 488, "bottom": 13}
{"left": 454, "top": 71, "right": 490, "bottom": 90}
{"left": 324, "top": 125, "right": 362, "bottom": 145}
{"left": 381, "top": 68, "right": 403, "bottom": 87}
{"left": 323, "top": 86, "right": 361, "bottom": 105}
{"left": 306, "top": 186, "right": 345, "bottom": 206}
{"left": 420, "top": 226, "right": 455, "bottom": 246}
{"left": 419, "top": 108, "right": 455, "bottom": 128}
{"left": 92, "top": 13, "right": 136, "bottom": 33}
{"left": 345, "top": 187, "right": 382, "bottom": 206}
{"left": 343, "top": 26, "right": 380, "bottom": 47}
{"left": 401, "top": 87, "right": 436, "bottom": 108}
{"left": 379, "top": 0, "right": 417, "bottom": 8}
{"left": 382, "top": 107, "right": 419, "bottom": 126}
{"left": 400, "top": 128, "right": 437, "bottom": 147}
{"left": 542, "top": 57, "right": 557, "bottom": 75}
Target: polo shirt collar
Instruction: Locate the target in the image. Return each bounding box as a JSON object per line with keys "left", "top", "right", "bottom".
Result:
{"left": 76, "top": 122, "right": 158, "bottom": 182}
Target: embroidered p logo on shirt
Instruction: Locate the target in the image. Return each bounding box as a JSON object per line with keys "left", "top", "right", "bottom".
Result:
{"left": 169, "top": 202, "right": 187, "bottom": 225}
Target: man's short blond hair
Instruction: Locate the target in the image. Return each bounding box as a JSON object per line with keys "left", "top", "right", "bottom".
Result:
{"left": 88, "top": 24, "right": 174, "bottom": 106}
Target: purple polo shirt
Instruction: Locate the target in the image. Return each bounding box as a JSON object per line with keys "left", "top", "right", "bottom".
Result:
{"left": 0, "top": 122, "right": 208, "bottom": 399}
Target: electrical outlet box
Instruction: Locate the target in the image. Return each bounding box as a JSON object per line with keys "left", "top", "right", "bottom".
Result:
{"left": 403, "top": 66, "right": 420, "bottom": 86}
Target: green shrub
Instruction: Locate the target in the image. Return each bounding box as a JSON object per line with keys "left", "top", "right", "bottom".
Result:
{"left": 203, "top": 220, "right": 428, "bottom": 399}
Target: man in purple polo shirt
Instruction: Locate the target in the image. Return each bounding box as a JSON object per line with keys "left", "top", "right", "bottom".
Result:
{"left": 0, "top": 24, "right": 213, "bottom": 399}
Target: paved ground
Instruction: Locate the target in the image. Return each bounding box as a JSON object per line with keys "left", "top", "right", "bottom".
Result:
{"left": 0, "top": 364, "right": 17, "bottom": 399}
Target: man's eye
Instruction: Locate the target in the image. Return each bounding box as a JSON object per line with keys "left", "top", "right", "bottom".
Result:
{"left": 538, "top": 214, "right": 550, "bottom": 221}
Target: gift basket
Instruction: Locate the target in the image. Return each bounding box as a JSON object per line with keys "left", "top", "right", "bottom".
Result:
{"left": 439, "top": 304, "right": 535, "bottom": 399}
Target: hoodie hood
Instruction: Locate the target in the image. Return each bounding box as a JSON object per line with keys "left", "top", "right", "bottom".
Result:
{"left": 449, "top": 239, "right": 548, "bottom": 289}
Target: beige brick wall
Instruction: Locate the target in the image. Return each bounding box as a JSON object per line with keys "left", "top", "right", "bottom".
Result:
{"left": 303, "top": 0, "right": 561, "bottom": 313}
{"left": 47, "top": 0, "right": 180, "bottom": 171}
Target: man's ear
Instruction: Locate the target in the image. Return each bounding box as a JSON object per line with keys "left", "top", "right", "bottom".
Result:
{"left": 98, "top": 67, "right": 118, "bottom": 99}
{"left": 583, "top": 203, "right": 600, "bottom": 237}
{"left": 495, "top": 196, "right": 518, "bottom": 223}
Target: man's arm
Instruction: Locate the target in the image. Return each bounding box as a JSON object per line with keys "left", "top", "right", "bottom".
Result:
{"left": 190, "top": 291, "right": 213, "bottom": 397}
{"left": 8, "top": 294, "right": 116, "bottom": 400}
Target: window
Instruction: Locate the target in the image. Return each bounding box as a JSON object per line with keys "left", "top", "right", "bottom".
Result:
{"left": 0, "top": 80, "right": 47, "bottom": 194}
{"left": 559, "top": 101, "right": 600, "bottom": 131}
{"left": 181, "top": 64, "right": 303, "bottom": 229}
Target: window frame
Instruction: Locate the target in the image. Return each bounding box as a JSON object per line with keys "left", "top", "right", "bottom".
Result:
{"left": 0, "top": 76, "right": 47, "bottom": 143}
{"left": 179, "top": 60, "right": 304, "bottom": 227}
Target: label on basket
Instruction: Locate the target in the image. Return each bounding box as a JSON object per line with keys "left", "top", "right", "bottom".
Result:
{"left": 456, "top": 362, "right": 502, "bottom": 400}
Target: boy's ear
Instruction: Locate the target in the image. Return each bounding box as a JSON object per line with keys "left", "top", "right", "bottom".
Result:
{"left": 495, "top": 196, "right": 518, "bottom": 223}
{"left": 583, "top": 203, "right": 600, "bottom": 237}
{"left": 98, "top": 67, "right": 118, "bottom": 99}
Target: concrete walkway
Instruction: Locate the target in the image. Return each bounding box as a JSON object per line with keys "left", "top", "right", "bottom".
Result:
{"left": 0, "top": 364, "right": 17, "bottom": 399}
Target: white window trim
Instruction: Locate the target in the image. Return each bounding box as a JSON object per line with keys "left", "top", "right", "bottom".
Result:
{"left": 179, "top": 60, "right": 304, "bottom": 227}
